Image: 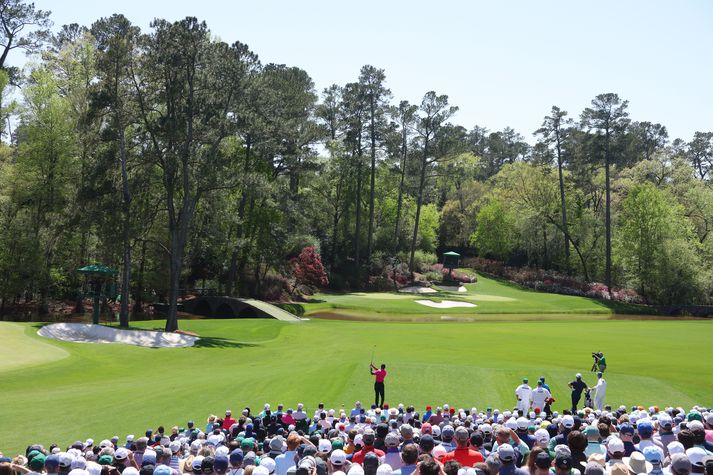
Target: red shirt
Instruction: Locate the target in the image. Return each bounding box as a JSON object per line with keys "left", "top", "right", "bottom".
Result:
{"left": 352, "top": 447, "right": 385, "bottom": 464}
{"left": 438, "top": 447, "right": 484, "bottom": 466}
{"left": 223, "top": 417, "right": 236, "bottom": 430}
{"left": 374, "top": 369, "right": 387, "bottom": 383}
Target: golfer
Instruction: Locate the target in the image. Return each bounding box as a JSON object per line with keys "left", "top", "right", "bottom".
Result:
{"left": 568, "top": 373, "right": 587, "bottom": 412}
{"left": 370, "top": 363, "right": 387, "bottom": 409}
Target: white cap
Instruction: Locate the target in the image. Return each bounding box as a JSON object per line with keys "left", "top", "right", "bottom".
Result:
{"left": 667, "top": 441, "right": 685, "bottom": 455}
{"left": 516, "top": 417, "right": 529, "bottom": 430}
{"left": 59, "top": 453, "right": 75, "bottom": 467}
{"left": 376, "top": 465, "right": 392, "bottom": 475}
{"left": 688, "top": 420, "right": 704, "bottom": 432}
{"left": 318, "top": 439, "right": 332, "bottom": 454}
{"left": 348, "top": 465, "right": 364, "bottom": 475}
{"left": 115, "top": 448, "right": 129, "bottom": 460}
{"left": 607, "top": 437, "right": 625, "bottom": 453}
{"left": 686, "top": 447, "right": 707, "bottom": 467}
{"left": 168, "top": 441, "right": 181, "bottom": 454}
{"left": 534, "top": 429, "right": 550, "bottom": 444}
{"left": 71, "top": 457, "right": 87, "bottom": 470}
{"left": 86, "top": 462, "right": 102, "bottom": 475}
{"left": 260, "top": 457, "right": 276, "bottom": 474}
{"left": 330, "top": 450, "right": 347, "bottom": 466}
{"left": 253, "top": 467, "right": 270, "bottom": 475}
{"left": 192, "top": 456, "right": 205, "bottom": 470}
{"left": 561, "top": 415, "right": 575, "bottom": 428}
{"left": 576, "top": 373, "right": 582, "bottom": 378}
{"left": 432, "top": 445, "right": 447, "bottom": 459}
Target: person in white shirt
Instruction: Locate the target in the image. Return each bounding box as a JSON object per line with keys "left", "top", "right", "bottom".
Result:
{"left": 293, "top": 404, "right": 307, "bottom": 422}
{"left": 591, "top": 372, "right": 607, "bottom": 410}
{"left": 530, "top": 380, "right": 552, "bottom": 411}
{"left": 515, "top": 378, "right": 533, "bottom": 413}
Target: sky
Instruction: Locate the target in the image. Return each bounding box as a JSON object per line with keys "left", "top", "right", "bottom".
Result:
{"left": 23, "top": 0, "right": 713, "bottom": 143}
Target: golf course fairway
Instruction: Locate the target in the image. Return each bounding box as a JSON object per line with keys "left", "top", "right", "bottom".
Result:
{"left": 1, "top": 316, "right": 712, "bottom": 455}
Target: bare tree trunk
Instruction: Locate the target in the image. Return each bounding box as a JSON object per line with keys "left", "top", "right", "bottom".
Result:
{"left": 119, "top": 108, "right": 131, "bottom": 328}
{"left": 409, "top": 141, "right": 429, "bottom": 275}
{"left": 367, "top": 98, "right": 376, "bottom": 264}
{"left": 605, "top": 135, "right": 612, "bottom": 298}
{"left": 555, "top": 135, "right": 570, "bottom": 270}
{"left": 132, "top": 240, "right": 147, "bottom": 314}
{"left": 394, "top": 131, "right": 408, "bottom": 251}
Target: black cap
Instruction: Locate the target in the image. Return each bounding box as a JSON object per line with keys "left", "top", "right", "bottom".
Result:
{"left": 555, "top": 455, "right": 573, "bottom": 470}
{"left": 202, "top": 456, "right": 215, "bottom": 474}
{"left": 419, "top": 434, "right": 435, "bottom": 452}
{"left": 535, "top": 452, "right": 552, "bottom": 469}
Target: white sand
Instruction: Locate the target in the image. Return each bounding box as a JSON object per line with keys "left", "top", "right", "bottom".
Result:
{"left": 436, "top": 285, "right": 468, "bottom": 293}
{"left": 414, "top": 300, "right": 477, "bottom": 308}
{"left": 398, "top": 286, "right": 437, "bottom": 294}
{"left": 38, "top": 323, "right": 198, "bottom": 348}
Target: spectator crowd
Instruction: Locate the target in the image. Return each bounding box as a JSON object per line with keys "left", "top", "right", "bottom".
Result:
{"left": 2, "top": 396, "right": 713, "bottom": 475}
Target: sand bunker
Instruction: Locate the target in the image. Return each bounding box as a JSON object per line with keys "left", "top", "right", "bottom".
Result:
{"left": 398, "top": 286, "right": 437, "bottom": 294}
{"left": 415, "top": 300, "right": 477, "bottom": 309}
{"left": 436, "top": 285, "right": 467, "bottom": 293}
{"left": 38, "top": 323, "right": 198, "bottom": 348}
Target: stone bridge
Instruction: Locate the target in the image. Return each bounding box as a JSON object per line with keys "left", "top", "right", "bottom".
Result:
{"left": 180, "top": 296, "right": 301, "bottom": 322}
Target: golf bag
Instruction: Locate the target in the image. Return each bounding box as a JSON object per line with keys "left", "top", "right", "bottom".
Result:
{"left": 583, "top": 388, "right": 593, "bottom": 409}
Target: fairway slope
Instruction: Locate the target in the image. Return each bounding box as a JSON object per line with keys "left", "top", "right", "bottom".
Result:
{"left": 1, "top": 317, "right": 711, "bottom": 456}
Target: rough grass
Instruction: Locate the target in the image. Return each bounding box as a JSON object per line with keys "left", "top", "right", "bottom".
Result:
{"left": 1, "top": 316, "right": 712, "bottom": 456}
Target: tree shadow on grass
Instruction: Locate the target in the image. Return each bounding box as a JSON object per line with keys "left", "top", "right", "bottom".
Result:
{"left": 192, "top": 337, "right": 259, "bottom": 349}
{"left": 31, "top": 323, "right": 259, "bottom": 349}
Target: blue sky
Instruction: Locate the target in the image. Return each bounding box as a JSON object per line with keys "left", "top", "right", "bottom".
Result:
{"left": 28, "top": 0, "right": 713, "bottom": 143}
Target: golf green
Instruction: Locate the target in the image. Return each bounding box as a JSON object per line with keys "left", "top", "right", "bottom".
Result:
{"left": 1, "top": 316, "right": 712, "bottom": 456}
{"left": 300, "top": 273, "right": 648, "bottom": 318}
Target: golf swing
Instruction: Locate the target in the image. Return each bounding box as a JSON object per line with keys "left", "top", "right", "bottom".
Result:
{"left": 369, "top": 351, "right": 387, "bottom": 409}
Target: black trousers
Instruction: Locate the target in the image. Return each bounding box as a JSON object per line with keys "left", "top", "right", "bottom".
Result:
{"left": 571, "top": 391, "right": 581, "bottom": 412}
{"left": 374, "top": 381, "right": 385, "bottom": 408}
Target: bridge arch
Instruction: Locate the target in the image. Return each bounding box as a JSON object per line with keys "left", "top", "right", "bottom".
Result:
{"left": 214, "top": 303, "right": 237, "bottom": 318}
{"left": 192, "top": 300, "right": 213, "bottom": 317}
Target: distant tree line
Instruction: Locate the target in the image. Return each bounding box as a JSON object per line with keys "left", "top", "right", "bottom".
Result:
{"left": 0, "top": 3, "right": 711, "bottom": 329}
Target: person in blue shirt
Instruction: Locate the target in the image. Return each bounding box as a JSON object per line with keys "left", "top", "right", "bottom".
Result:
{"left": 617, "top": 423, "right": 637, "bottom": 457}
{"left": 422, "top": 405, "right": 433, "bottom": 423}
{"left": 568, "top": 373, "right": 588, "bottom": 412}
{"left": 539, "top": 377, "right": 551, "bottom": 392}
{"left": 391, "top": 444, "right": 419, "bottom": 475}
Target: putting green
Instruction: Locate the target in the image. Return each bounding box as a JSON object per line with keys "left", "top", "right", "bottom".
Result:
{"left": 0, "top": 322, "right": 68, "bottom": 371}
{"left": 303, "top": 273, "right": 645, "bottom": 317}
{"left": 1, "top": 317, "right": 712, "bottom": 456}
{"left": 461, "top": 294, "right": 516, "bottom": 302}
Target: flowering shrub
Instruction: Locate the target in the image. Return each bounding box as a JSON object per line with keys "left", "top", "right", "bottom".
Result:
{"left": 291, "top": 247, "right": 329, "bottom": 289}
{"left": 430, "top": 263, "right": 477, "bottom": 284}
{"left": 464, "top": 257, "right": 645, "bottom": 304}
